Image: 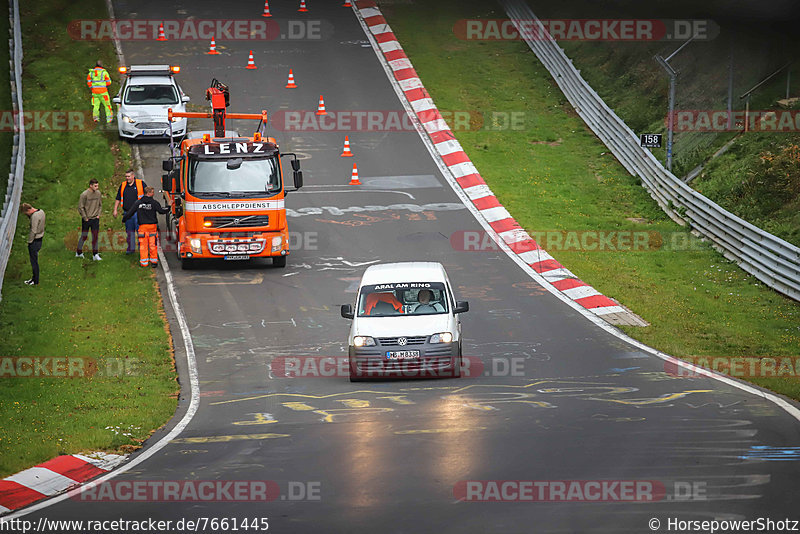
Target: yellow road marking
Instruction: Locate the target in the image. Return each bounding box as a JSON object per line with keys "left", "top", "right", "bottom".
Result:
{"left": 282, "top": 402, "right": 316, "bottom": 411}
{"left": 596, "top": 390, "right": 713, "bottom": 405}
{"left": 232, "top": 413, "right": 278, "bottom": 426}
{"left": 314, "top": 407, "right": 393, "bottom": 423}
{"left": 377, "top": 395, "right": 415, "bottom": 405}
{"left": 395, "top": 427, "right": 487, "bottom": 434}
{"left": 338, "top": 399, "right": 370, "bottom": 408}
{"left": 210, "top": 390, "right": 396, "bottom": 405}
{"left": 171, "top": 433, "right": 289, "bottom": 443}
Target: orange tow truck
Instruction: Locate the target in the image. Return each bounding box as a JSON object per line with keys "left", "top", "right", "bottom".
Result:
{"left": 161, "top": 79, "right": 303, "bottom": 269}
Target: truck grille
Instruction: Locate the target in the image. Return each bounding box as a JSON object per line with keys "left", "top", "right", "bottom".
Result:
{"left": 204, "top": 215, "right": 269, "bottom": 228}
{"left": 378, "top": 336, "right": 427, "bottom": 346}
{"left": 207, "top": 239, "right": 266, "bottom": 255}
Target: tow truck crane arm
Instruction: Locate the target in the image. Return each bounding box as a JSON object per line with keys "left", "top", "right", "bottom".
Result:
{"left": 167, "top": 78, "right": 267, "bottom": 138}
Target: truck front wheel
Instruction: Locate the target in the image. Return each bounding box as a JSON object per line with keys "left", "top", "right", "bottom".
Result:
{"left": 272, "top": 256, "right": 287, "bottom": 268}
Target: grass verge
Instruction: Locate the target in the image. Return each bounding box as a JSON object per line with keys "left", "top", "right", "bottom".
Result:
{"left": 0, "top": 0, "right": 177, "bottom": 478}
{"left": 381, "top": 0, "right": 800, "bottom": 400}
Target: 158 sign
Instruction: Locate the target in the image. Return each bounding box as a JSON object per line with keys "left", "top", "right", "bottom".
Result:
{"left": 640, "top": 133, "right": 662, "bottom": 148}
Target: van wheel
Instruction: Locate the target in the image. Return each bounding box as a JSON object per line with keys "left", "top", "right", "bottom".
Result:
{"left": 272, "top": 256, "right": 287, "bottom": 268}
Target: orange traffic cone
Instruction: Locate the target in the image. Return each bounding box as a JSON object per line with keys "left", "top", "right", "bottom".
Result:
{"left": 246, "top": 50, "right": 257, "bottom": 69}
{"left": 156, "top": 23, "right": 167, "bottom": 41}
{"left": 316, "top": 95, "right": 327, "bottom": 115}
{"left": 262, "top": 0, "right": 272, "bottom": 17}
{"left": 285, "top": 69, "right": 297, "bottom": 88}
{"left": 343, "top": 0, "right": 352, "bottom": 6}
{"left": 349, "top": 163, "right": 361, "bottom": 185}
{"left": 298, "top": 0, "right": 308, "bottom": 12}
{"left": 207, "top": 37, "right": 220, "bottom": 55}
{"left": 341, "top": 136, "right": 354, "bottom": 157}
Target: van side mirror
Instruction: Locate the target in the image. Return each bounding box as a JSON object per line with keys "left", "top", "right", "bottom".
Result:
{"left": 112, "top": 96, "right": 121, "bottom": 104}
{"left": 454, "top": 301, "right": 469, "bottom": 314}
{"left": 340, "top": 304, "right": 354, "bottom": 319}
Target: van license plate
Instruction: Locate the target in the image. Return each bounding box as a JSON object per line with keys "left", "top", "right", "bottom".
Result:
{"left": 142, "top": 129, "right": 164, "bottom": 135}
{"left": 224, "top": 255, "right": 250, "bottom": 261}
{"left": 386, "top": 351, "right": 420, "bottom": 360}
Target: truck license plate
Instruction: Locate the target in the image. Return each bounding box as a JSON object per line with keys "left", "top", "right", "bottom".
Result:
{"left": 224, "top": 255, "right": 250, "bottom": 261}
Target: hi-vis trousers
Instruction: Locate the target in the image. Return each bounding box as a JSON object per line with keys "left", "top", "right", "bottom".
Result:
{"left": 137, "top": 223, "right": 158, "bottom": 266}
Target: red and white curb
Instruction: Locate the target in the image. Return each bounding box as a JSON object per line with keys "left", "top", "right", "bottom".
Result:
{"left": 0, "top": 453, "right": 125, "bottom": 514}
{"left": 353, "top": 1, "right": 645, "bottom": 326}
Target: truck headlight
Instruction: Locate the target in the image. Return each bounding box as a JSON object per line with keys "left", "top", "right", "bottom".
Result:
{"left": 189, "top": 238, "right": 202, "bottom": 253}
{"left": 271, "top": 236, "right": 282, "bottom": 252}
{"left": 353, "top": 336, "right": 376, "bottom": 347}
{"left": 430, "top": 332, "right": 453, "bottom": 344}
{"left": 122, "top": 115, "right": 136, "bottom": 124}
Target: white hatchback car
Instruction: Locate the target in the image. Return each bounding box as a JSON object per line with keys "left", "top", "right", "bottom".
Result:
{"left": 113, "top": 65, "right": 189, "bottom": 140}
{"left": 340, "top": 262, "right": 469, "bottom": 381}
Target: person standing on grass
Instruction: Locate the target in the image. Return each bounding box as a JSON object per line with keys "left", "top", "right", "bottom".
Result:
{"left": 113, "top": 169, "right": 146, "bottom": 255}
{"left": 86, "top": 60, "right": 114, "bottom": 124}
{"left": 122, "top": 187, "right": 169, "bottom": 268}
{"left": 21, "top": 203, "right": 45, "bottom": 286}
{"left": 77, "top": 178, "right": 102, "bottom": 260}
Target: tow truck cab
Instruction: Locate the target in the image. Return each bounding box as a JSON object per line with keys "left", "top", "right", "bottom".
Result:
{"left": 161, "top": 133, "right": 303, "bottom": 268}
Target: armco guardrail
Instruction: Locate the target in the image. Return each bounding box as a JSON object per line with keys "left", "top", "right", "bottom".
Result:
{"left": 502, "top": 0, "right": 800, "bottom": 302}
{"left": 0, "top": 0, "right": 25, "bottom": 303}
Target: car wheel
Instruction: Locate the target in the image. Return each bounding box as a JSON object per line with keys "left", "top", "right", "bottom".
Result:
{"left": 272, "top": 256, "right": 287, "bottom": 268}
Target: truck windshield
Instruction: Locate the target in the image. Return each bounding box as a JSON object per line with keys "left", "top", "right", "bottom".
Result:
{"left": 189, "top": 157, "right": 281, "bottom": 196}
{"left": 124, "top": 84, "right": 178, "bottom": 105}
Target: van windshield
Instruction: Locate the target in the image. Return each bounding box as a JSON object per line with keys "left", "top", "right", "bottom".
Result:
{"left": 357, "top": 283, "right": 448, "bottom": 317}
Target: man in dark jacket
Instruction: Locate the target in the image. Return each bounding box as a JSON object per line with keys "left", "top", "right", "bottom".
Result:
{"left": 123, "top": 187, "right": 169, "bottom": 267}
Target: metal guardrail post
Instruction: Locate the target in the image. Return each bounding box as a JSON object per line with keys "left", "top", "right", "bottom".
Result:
{"left": 0, "top": 0, "right": 26, "bottom": 303}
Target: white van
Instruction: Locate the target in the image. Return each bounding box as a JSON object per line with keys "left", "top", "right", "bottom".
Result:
{"left": 340, "top": 262, "right": 469, "bottom": 381}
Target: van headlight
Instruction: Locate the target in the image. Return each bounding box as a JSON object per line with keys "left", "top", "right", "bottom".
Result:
{"left": 430, "top": 332, "right": 453, "bottom": 344}
{"left": 122, "top": 115, "right": 136, "bottom": 124}
{"left": 189, "top": 238, "right": 202, "bottom": 253}
{"left": 353, "top": 336, "right": 376, "bottom": 347}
